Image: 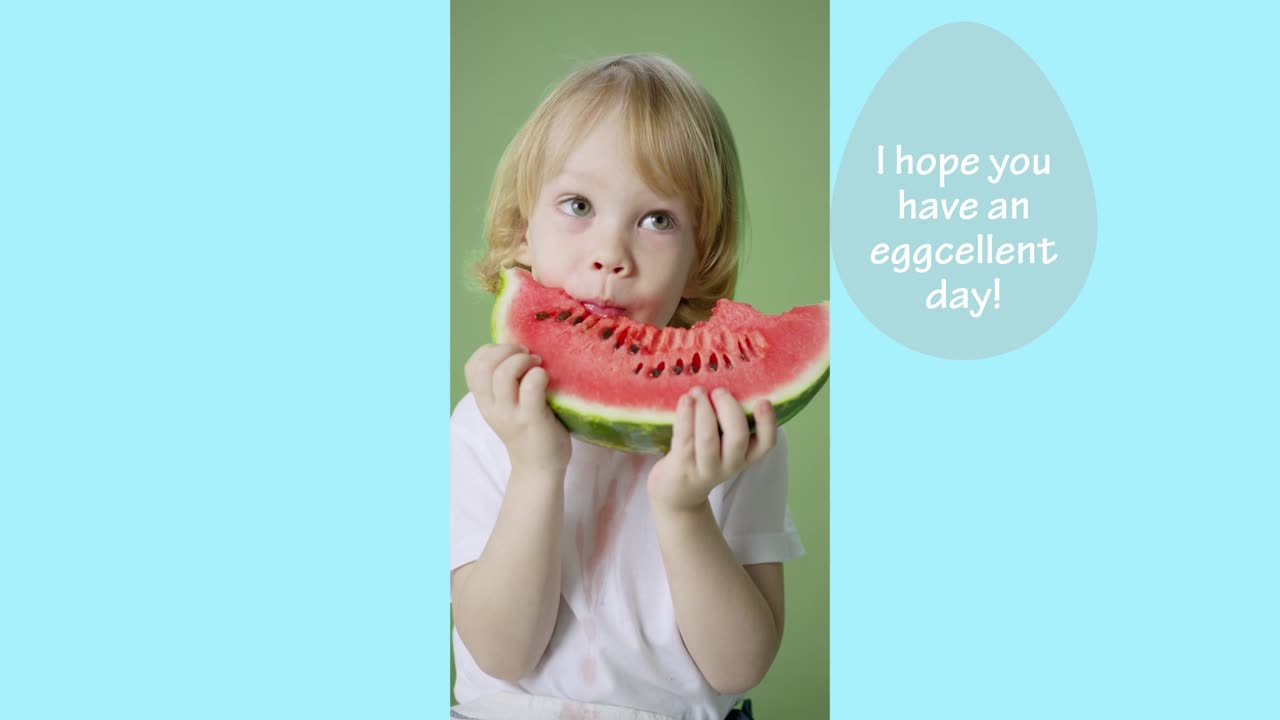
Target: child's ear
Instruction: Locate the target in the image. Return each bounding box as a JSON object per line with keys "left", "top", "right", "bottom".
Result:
{"left": 515, "top": 234, "right": 532, "bottom": 266}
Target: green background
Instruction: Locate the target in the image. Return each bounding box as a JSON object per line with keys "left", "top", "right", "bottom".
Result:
{"left": 450, "top": 1, "right": 829, "bottom": 716}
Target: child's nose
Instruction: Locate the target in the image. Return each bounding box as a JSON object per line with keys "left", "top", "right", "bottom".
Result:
{"left": 590, "top": 233, "right": 632, "bottom": 275}
{"left": 591, "top": 258, "right": 628, "bottom": 275}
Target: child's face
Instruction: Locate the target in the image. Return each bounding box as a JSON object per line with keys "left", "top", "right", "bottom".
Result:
{"left": 518, "top": 109, "right": 698, "bottom": 328}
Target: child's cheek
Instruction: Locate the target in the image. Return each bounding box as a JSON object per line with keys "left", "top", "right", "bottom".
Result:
{"left": 554, "top": 213, "right": 589, "bottom": 235}
{"left": 649, "top": 229, "right": 692, "bottom": 258}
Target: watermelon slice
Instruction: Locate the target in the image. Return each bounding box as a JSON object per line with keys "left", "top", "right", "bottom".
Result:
{"left": 492, "top": 267, "right": 828, "bottom": 454}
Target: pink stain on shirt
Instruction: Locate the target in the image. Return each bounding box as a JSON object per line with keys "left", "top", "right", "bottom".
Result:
{"left": 572, "top": 455, "right": 653, "bottom": 689}
{"left": 586, "top": 458, "right": 647, "bottom": 602}
{"left": 558, "top": 701, "right": 600, "bottom": 720}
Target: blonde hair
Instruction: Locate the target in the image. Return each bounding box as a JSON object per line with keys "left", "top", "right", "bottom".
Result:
{"left": 473, "top": 54, "right": 744, "bottom": 327}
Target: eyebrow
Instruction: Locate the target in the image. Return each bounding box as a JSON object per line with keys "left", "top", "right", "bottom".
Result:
{"left": 549, "top": 170, "right": 606, "bottom": 190}
{"left": 549, "top": 171, "right": 685, "bottom": 209}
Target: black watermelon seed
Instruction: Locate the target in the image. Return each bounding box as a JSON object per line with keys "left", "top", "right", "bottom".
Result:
{"left": 535, "top": 311, "right": 550, "bottom": 320}
{"left": 572, "top": 315, "right": 585, "bottom": 325}
{"left": 708, "top": 356, "right": 718, "bottom": 371}
{"left": 556, "top": 310, "right": 571, "bottom": 321}
{"left": 740, "top": 352, "right": 748, "bottom": 360}
{"left": 629, "top": 344, "right": 640, "bottom": 354}
{"left": 601, "top": 327, "right": 614, "bottom": 340}
{"left": 649, "top": 363, "right": 664, "bottom": 378}
{"left": 672, "top": 359, "right": 683, "bottom": 375}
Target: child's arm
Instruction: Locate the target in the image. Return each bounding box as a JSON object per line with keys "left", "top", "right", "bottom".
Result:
{"left": 451, "top": 344, "right": 571, "bottom": 682}
{"left": 647, "top": 387, "right": 786, "bottom": 695}
{"left": 451, "top": 464, "right": 564, "bottom": 681}
{"left": 652, "top": 507, "right": 785, "bottom": 694}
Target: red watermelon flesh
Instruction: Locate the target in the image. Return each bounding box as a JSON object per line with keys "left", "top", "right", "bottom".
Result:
{"left": 492, "top": 267, "right": 829, "bottom": 454}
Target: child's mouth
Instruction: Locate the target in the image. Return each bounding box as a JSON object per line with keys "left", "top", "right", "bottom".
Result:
{"left": 581, "top": 301, "right": 627, "bottom": 318}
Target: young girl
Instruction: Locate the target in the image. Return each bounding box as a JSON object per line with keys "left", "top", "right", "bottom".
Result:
{"left": 451, "top": 55, "right": 803, "bottom": 720}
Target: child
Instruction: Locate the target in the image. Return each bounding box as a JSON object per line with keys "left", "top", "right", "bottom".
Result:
{"left": 451, "top": 55, "right": 804, "bottom": 720}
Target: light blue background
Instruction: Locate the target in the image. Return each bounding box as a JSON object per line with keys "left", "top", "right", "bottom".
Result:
{"left": 3, "top": 2, "right": 1277, "bottom": 718}
{"left": 1, "top": 2, "right": 447, "bottom": 718}
{"left": 832, "top": 2, "right": 1278, "bottom": 718}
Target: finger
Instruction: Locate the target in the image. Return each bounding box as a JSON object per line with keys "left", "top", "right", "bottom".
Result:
{"left": 517, "top": 362, "right": 549, "bottom": 412}
{"left": 468, "top": 344, "right": 527, "bottom": 375}
{"left": 693, "top": 387, "right": 720, "bottom": 478}
{"left": 713, "top": 388, "right": 750, "bottom": 469}
{"left": 668, "top": 390, "right": 696, "bottom": 459}
{"left": 492, "top": 351, "right": 540, "bottom": 409}
{"left": 745, "top": 399, "right": 778, "bottom": 465}
{"left": 465, "top": 344, "right": 527, "bottom": 403}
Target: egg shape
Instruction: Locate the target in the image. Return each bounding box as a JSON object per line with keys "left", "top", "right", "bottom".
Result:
{"left": 832, "top": 22, "right": 1097, "bottom": 359}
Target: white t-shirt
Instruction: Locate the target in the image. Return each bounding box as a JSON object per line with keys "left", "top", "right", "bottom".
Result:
{"left": 450, "top": 393, "right": 804, "bottom": 720}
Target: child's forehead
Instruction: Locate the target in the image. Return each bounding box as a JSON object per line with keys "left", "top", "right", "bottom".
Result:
{"left": 542, "top": 102, "right": 617, "bottom": 162}
{"left": 543, "top": 167, "right": 689, "bottom": 211}
{"left": 540, "top": 154, "right": 686, "bottom": 207}
{"left": 539, "top": 106, "right": 696, "bottom": 201}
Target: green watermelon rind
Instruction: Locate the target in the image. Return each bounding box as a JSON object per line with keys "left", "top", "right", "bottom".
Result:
{"left": 491, "top": 267, "right": 829, "bottom": 455}
{"left": 548, "top": 364, "right": 829, "bottom": 454}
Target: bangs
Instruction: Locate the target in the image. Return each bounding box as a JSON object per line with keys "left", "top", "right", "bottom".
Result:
{"left": 623, "top": 90, "right": 724, "bottom": 238}
{"left": 525, "top": 61, "right": 728, "bottom": 244}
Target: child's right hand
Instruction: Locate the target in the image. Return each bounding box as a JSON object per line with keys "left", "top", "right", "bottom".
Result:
{"left": 465, "top": 343, "right": 571, "bottom": 473}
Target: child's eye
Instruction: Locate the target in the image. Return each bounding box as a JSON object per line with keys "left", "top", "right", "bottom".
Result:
{"left": 641, "top": 212, "right": 676, "bottom": 231}
{"left": 558, "top": 197, "right": 592, "bottom": 217}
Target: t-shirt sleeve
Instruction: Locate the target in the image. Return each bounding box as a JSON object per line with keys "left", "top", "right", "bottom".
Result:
{"left": 450, "top": 393, "right": 512, "bottom": 573}
{"left": 713, "top": 427, "right": 805, "bottom": 565}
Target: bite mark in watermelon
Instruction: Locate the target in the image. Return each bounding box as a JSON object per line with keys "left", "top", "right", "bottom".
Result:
{"left": 492, "top": 267, "right": 829, "bottom": 454}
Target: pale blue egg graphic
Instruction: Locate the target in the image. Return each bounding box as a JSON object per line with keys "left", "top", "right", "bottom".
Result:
{"left": 832, "top": 22, "right": 1096, "bottom": 359}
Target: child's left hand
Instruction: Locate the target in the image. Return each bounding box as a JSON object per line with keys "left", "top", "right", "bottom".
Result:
{"left": 647, "top": 387, "right": 777, "bottom": 512}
